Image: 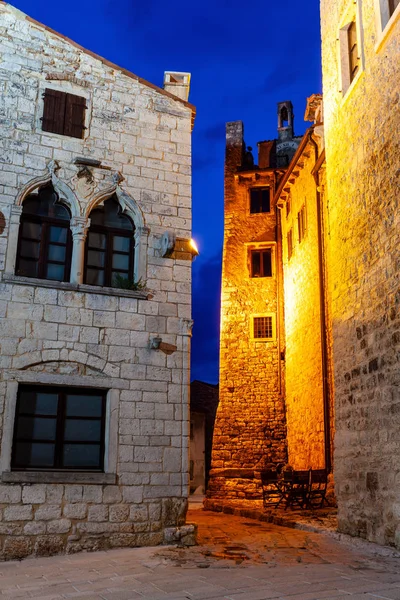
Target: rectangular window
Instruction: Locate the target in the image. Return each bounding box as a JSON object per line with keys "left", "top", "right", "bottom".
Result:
{"left": 250, "top": 188, "right": 271, "bottom": 214}
{"left": 287, "top": 228, "right": 293, "bottom": 260}
{"left": 253, "top": 316, "right": 274, "bottom": 340}
{"left": 297, "top": 205, "right": 307, "bottom": 243}
{"left": 42, "top": 89, "right": 87, "bottom": 139}
{"left": 286, "top": 198, "right": 291, "bottom": 217}
{"left": 250, "top": 248, "right": 272, "bottom": 277}
{"left": 12, "top": 386, "right": 107, "bottom": 471}
{"left": 347, "top": 21, "right": 359, "bottom": 82}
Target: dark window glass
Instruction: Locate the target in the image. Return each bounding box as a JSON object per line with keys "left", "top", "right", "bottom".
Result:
{"left": 250, "top": 188, "right": 271, "bottom": 214}
{"left": 15, "top": 184, "right": 72, "bottom": 282}
{"left": 12, "top": 386, "right": 106, "bottom": 471}
{"left": 250, "top": 248, "right": 273, "bottom": 278}
{"left": 84, "top": 196, "right": 134, "bottom": 288}
{"left": 298, "top": 205, "right": 307, "bottom": 243}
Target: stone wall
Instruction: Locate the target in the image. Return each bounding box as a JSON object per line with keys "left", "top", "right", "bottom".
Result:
{"left": 321, "top": 0, "right": 400, "bottom": 546}
{"left": 0, "top": 3, "right": 194, "bottom": 559}
{"left": 280, "top": 140, "right": 327, "bottom": 470}
{"left": 207, "top": 122, "right": 287, "bottom": 501}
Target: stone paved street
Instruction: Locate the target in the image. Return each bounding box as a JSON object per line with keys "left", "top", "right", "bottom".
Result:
{"left": 1, "top": 507, "right": 400, "bottom": 600}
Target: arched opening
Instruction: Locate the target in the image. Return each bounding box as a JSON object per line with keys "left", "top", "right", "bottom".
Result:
{"left": 84, "top": 195, "right": 135, "bottom": 288}
{"left": 15, "top": 184, "right": 72, "bottom": 281}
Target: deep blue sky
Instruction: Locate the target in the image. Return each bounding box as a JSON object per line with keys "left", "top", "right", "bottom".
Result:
{"left": 12, "top": 0, "right": 322, "bottom": 384}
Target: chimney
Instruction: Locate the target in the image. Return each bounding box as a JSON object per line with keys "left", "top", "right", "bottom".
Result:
{"left": 163, "top": 71, "right": 191, "bottom": 102}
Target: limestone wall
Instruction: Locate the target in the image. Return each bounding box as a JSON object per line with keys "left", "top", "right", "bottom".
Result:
{"left": 208, "top": 123, "right": 287, "bottom": 501}
{"left": 0, "top": 3, "right": 194, "bottom": 558}
{"left": 280, "top": 143, "right": 327, "bottom": 470}
{"left": 321, "top": 0, "right": 400, "bottom": 546}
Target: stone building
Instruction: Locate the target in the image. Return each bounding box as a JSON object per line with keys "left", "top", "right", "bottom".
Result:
{"left": 0, "top": 2, "right": 196, "bottom": 559}
{"left": 208, "top": 0, "right": 400, "bottom": 550}
{"left": 207, "top": 106, "right": 302, "bottom": 501}
{"left": 321, "top": 0, "right": 399, "bottom": 547}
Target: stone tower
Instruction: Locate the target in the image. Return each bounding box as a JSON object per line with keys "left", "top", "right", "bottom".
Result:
{"left": 206, "top": 107, "right": 301, "bottom": 502}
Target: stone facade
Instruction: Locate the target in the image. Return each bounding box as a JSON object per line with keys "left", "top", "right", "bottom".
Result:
{"left": 0, "top": 3, "right": 196, "bottom": 559}
{"left": 207, "top": 115, "right": 301, "bottom": 502}
{"left": 321, "top": 0, "right": 400, "bottom": 546}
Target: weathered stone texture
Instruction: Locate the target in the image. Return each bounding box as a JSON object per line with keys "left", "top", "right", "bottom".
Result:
{"left": 321, "top": 0, "right": 399, "bottom": 546}
{"left": 0, "top": 4, "right": 194, "bottom": 559}
{"left": 208, "top": 126, "right": 287, "bottom": 501}
{"left": 280, "top": 147, "right": 328, "bottom": 470}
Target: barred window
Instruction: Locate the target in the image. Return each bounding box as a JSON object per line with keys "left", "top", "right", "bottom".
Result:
{"left": 253, "top": 316, "right": 274, "bottom": 340}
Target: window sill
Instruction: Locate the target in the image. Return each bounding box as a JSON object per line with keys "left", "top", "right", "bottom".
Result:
{"left": 2, "top": 274, "right": 150, "bottom": 300}
{"left": 2, "top": 471, "right": 117, "bottom": 484}
{"left": 340, "top": 68, "right": 365, "bottom": 106}
{"left": 375, "top": 7, "right": 400, "bottom": 53}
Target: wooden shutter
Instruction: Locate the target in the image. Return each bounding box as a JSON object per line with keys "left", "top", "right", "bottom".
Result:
{"left": 64, "top": 92, "right": 87, "bottom": 139}
{"left": 42, "top": 89, "right": 66, "bottom": 135}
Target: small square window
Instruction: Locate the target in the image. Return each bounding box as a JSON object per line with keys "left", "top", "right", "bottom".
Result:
{"left": 252, "top": 315, "right": 274, "bottom": 340}
{"left": 250, "top": 188, "right": 271, "bottom": 214}
{"left": 250, "top": 248, "right": 273, "bottom": 278}
{"left": 12, "top": 385, "right": 107, "bottom": 471}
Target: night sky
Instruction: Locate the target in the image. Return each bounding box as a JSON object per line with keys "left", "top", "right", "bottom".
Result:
{"left": 11, "top": 0, "right": 322, "bottom": 384}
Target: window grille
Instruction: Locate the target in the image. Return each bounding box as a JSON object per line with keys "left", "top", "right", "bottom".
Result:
{"left": 253, "top": 316, "right": 273, "bottom": 339}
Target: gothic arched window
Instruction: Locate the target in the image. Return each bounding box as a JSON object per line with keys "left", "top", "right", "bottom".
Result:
{"left": 84, "top": 196, "right": 135, "bottom": 288}
{"left": 16, "top": 184, "right": 72, "bottom": 281}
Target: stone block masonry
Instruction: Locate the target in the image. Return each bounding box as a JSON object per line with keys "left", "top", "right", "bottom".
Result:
{"left": 321, "top": 0, "right": 399, "bottom": 546}
{"left": 0, "top": 2, "right": 195, "bottom": 559}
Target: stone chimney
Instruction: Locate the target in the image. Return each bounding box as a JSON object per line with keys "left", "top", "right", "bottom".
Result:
{"left": 163, "top": 71, "right": 191, "bottom": 102}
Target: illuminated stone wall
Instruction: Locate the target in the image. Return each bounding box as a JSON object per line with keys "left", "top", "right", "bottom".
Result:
{"left": 279, "top": 135, "right": 329, "bottom": 471}
{"left": 321, "top": 0, "right": 400, "bottom": 546}
{"left": 207, "top": 122, "right": 288, "bottom": 501}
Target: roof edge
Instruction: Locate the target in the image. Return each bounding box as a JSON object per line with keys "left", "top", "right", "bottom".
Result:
{"left": 0, "top": 1, "right": 196, "bottom": 115}
{"left": 274, "top": 127, "right": 316, "bottom": 201}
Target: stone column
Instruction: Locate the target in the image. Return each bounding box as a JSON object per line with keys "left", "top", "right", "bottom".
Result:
{"left": 134, "top": 225, "right": 150, "bottom": 283}
{"left": 70, "top": 216, "right": 90, "bottom": 284}
{"left": 5, "top": 205, "right": 23, "bottom": 275}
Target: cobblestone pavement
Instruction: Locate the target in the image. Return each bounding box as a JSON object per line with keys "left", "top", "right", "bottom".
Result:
{"left": 1, "top": 507, "right": 400, "bottom": 600}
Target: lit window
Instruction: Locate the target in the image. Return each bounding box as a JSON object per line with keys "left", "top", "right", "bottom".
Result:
{"left": 41, "top": 88, "right": 87, "bottom": 139}
{"left": 250, "top": 248, "right": 273, "bottom": 278}
{"left": 287, "top": 228, "right": 293, "bottom": 260}
{"left": 16, "top": 184, "right": 72, "bottom": 282}
{"left": 250, "top": 188, "right": 271, "bottom": 214}
{"left": 298, "top": 205, "right": 307, "bottom": 243}
{"left": 253, "top": 316, "right": 274, "bottom": 340}
{"left": 85, "top": 196, "right": 135, "bottom": 288}
{"left": 12, "top": 385, "right": 107, "bottom": 471}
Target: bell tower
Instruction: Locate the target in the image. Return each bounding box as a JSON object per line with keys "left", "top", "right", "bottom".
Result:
{"left": 278, "top": 101, "right": 294, "bottom": 141}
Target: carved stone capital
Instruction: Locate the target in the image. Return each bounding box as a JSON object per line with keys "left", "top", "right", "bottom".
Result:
{"left": 179, "top": 318, "right": 194, "bottom": 337}
{"left": 70, "top": 216, "right": 90, "bottom": 240}
{"left": 10, "top": 205, "right": 23, "bottom": 224}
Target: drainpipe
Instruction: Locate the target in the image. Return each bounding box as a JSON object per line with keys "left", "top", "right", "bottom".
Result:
{"left": 309, "top": 134, "right": 332, "bottom": 474}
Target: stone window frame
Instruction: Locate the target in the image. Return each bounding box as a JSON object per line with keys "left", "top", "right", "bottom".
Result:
{"left": 338, "top": 0, "right": 365, "bottom": 98}
{"left": 0, "top": 376, "right": 119, "bottom": 484}
{"left": 4, "top": 166, "right": 149, "bottom": 294}
{"left": 374, "top": 0, "right": 400, "bottom": 51}
{"left": 250, "top": 313, "right": 276, "bottom": 342}
{"left": 35, "top": 80, "right": 92, "bottom": 142}
{"left": 245, "top": 242, "right": 276, "bottom": 280}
